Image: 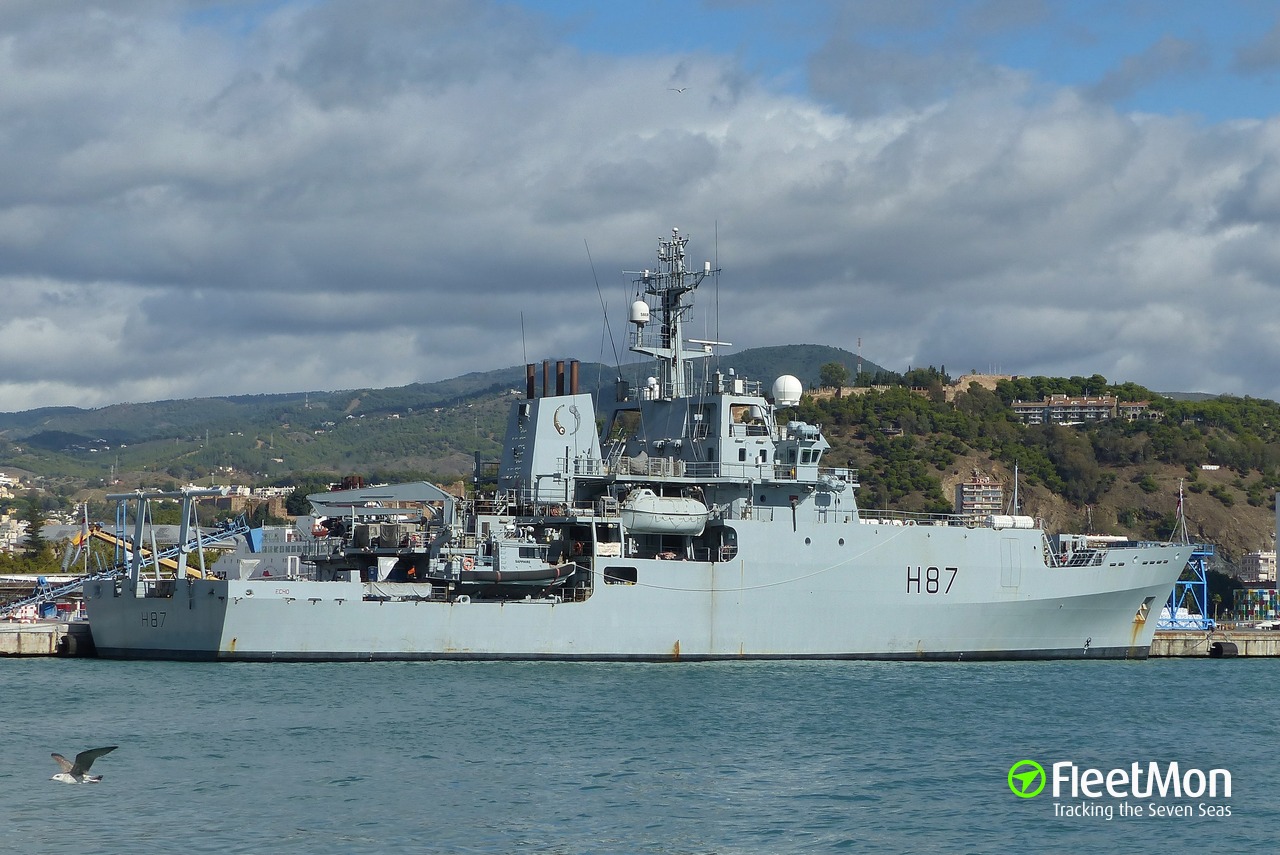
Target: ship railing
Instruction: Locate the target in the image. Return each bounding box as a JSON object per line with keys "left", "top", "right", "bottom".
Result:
{"left": 820, "top": 466, "right": 859, "bottom": 485}
{"left": 493, "top": 488, "right": 617, "bottom": 521}
{"left": 850, "top": 509, "right": 1041, "bottom": 529}
{"left": 629, "top": 376, "right": 679, "bottom": 400}
{"left": 570, "top": 457, "right": 605, "bottom": 477}
{"left": 1052, "top": 548, "right": 1106, "bottom": 568}
{"left": 698, "top": 375, "right": 764, "bottom": 397}
{"left": 615, "top": 456, "right": 690, "bottom": 478}
{"left": 731, "top": 504, "right": 773, "bottom": 522}
{"left": 506, "top": 487, "right": 552, "bottom": 508}
{"left": 619, "top": 459, "right": 779, "bottom": 482}
{"left": 627, "top": 374, "right": 767, "bottom": 401}
{"left": 853, "top": 510, "right": 983, "bottom": 527}
{"left": 722, "top": 504, "right": 963, "bottom": 526}
{"left": 608, "top": 457, "right": 862, "bottom": 488}
{"left": 473, "top": 491, "right": 520, "bottom": 517}
{"left": 770, "top": 463, "right": 801, "bottom": 480}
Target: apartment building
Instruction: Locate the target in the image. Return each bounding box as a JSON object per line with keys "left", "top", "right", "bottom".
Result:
{"left": 1012, "top": 395, "right": 1152, "bottom": 425}
{"left": 954, "top": 471, "right": 1004, "bottom": 516}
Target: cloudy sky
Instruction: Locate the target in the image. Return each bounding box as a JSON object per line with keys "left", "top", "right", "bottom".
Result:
{"left": 3, "top": 0, "right": 1280, "bottom": 412}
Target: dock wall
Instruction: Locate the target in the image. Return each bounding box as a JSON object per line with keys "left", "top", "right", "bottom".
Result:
{"left": 0, "top": 621, "right": 95, "bottom": 657}
{"left": 1152, "top": 630, "right": 1280, "bottom": 657}
{"left": 4, "top": 623, "right": 1277, "bottom": 659}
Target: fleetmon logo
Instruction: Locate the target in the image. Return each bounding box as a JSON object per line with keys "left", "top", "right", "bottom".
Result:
{"left": 1008, "top": 760, "right": 1046, "bottom": 798}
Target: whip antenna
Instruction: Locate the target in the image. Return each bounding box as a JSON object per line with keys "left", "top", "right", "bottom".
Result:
{"left": 586, "top": 240, "right": 622, "bottom": 371}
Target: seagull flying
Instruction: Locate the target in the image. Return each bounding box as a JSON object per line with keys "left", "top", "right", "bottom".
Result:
{"left": 668, "top": 87, "right": 687, "bottom": 93}
{"left": 51, "top": 746, "right": 117, "bottom": 783}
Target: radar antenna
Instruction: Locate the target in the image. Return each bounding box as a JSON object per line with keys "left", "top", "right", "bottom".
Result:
{"left": 624, "top": 228, "right": 719, "bottom": 398}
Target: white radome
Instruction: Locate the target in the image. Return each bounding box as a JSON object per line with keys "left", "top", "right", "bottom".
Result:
{"left": 772, "top": 374, "right": 802, "bottom": 407}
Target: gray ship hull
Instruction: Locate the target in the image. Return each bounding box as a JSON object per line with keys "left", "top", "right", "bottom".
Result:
{"left": 85, "top": 523, "right": 1186, "bottom": 661}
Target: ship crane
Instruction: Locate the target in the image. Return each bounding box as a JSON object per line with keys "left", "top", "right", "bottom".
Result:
{"left": 0, "top": 490, "right": 251, "bottom": 620}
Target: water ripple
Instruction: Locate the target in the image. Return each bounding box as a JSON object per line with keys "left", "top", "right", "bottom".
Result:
{"left": 1, "top": 658, "right": 1275, "bottom": 853}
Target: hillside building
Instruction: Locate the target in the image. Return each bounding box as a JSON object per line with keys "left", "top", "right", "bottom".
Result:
{"left": 1232, "top": 503, "right": 1278, "bottom": 621}
{"left": 1241, "top": 551, "right": 1277, "bottom": 584}
{"left": 1011, "top": 395, "right": 1153, "bottom": 425}
{"left": 0, "top": 513, "right": 26, "bottom": 554}
{"left": 954, "top": 471, "right": 1004, "bottom": 517}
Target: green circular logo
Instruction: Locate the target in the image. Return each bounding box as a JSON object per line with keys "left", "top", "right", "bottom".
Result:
{"left": 1008, "top": 759, "right": 1046, "bottom": 798}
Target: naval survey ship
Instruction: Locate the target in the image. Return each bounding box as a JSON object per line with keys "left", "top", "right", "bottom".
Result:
{"left": 85, "top": 228, "right": 1189, "bottom": 660}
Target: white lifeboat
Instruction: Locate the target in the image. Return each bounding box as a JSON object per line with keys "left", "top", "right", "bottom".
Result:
{"left": 620, "top": 488, "right": 709, "bottom": 535}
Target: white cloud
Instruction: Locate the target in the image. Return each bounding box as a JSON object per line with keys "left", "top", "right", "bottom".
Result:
{"left": 0, "top": 1, "right": 1278, "bottom": 413}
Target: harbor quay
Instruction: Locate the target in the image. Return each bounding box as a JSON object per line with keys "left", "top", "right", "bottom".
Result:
{"left": 1150, "top": 628, "right": 1280, "bottom": 658}
{"left": 0, "top": 620, "right": 94, "bottom": 657}
{"left": 2, "top": 621, "right": 1277, "bottom": 659}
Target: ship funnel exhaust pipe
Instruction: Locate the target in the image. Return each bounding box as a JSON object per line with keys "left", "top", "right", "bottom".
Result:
{"left": 542, "top": 360, "right": 550, "bottom": 399}
{"left": 556, "top": 361, "right": 565, "bottom": 396}
{"left": 526, "top": 364, "right": 536, "bottom": 400}
{"left": 570, "top": 360, "right": 579, "bottom": 395}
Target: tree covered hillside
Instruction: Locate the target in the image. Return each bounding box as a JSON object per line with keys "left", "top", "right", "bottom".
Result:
{"left": 796, "top": 371, "right": 1279, "bottom": 566}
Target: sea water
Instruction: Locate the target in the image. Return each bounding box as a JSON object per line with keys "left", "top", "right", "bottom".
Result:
{"left": 0, "top": 657, "right": 1274, "bottom": 854}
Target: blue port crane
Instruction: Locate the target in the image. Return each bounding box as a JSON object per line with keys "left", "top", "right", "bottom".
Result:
{"left": 1157, "top": 482, "right": 1216, "bottom": 631}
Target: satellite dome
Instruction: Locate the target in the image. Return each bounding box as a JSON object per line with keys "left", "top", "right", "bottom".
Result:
{"left": 772, "top": 375, "right": 802, "bottom": 407}
{"left": 630, "top": 300, "right": 650, "bottom": 326}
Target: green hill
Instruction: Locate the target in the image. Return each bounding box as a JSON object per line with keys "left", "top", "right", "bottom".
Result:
{"left": 0, "top": 347, "right": 873, "bottom": 486}
{"left": 712, "top": 344, "right": 890, "bottom": 389}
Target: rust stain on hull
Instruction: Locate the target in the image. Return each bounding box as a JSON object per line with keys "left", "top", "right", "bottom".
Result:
{"left": 1130, "top": 599, "right": 1150, "bottom": 649}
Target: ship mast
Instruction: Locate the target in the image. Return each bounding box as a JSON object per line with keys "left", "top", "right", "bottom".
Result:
{"left": 626, "top": 228, "right": 717, "bottom": 399}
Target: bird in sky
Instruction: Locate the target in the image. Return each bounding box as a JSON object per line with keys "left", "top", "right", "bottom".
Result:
{"left": 50, "top": 746, "right": 117, "bottom": 783}
{"left": 668, "top": 87, "right": 687, "bottom": 93}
